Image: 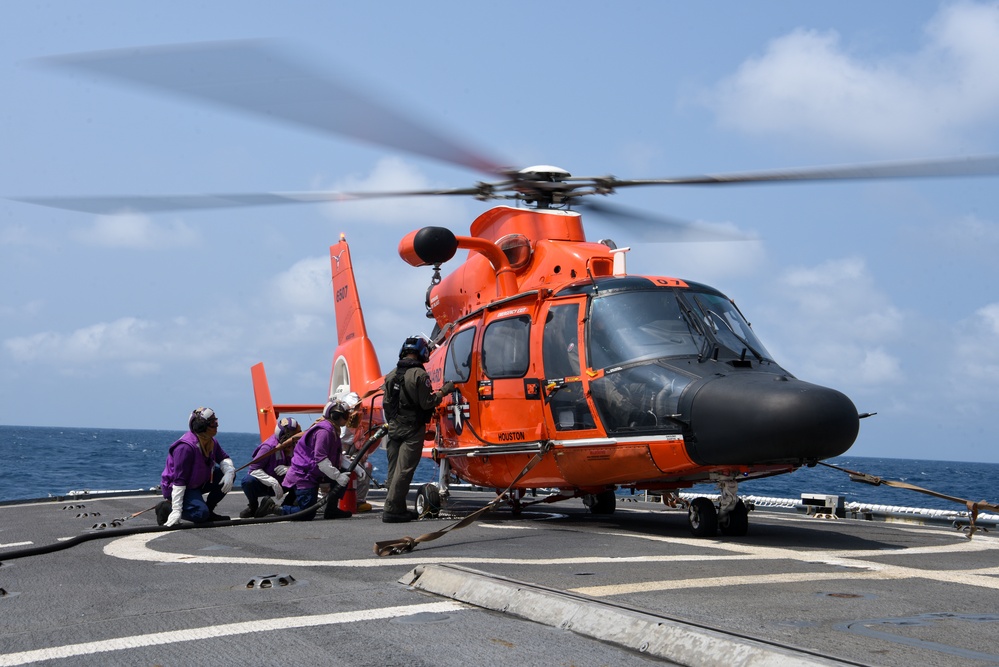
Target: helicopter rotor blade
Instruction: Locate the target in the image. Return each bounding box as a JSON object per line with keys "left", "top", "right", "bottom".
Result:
{"left": 17, "top": 42, "right": 999, "bottom": 222}
{"left": 576, "top": 199, "right": 752, "bottom": 243}
{"left": 32, "top": 40, "right": 511, "bottom": 177}
{"left": 10, "top": 185, "right": 491, "bottom": 215}
{"left": 604, "top": 154, "right": 999, "bottom": 188}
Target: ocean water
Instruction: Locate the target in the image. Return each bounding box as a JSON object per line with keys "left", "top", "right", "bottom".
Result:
{"left": 1, "top": 424, "right": 996, "bottom": 514}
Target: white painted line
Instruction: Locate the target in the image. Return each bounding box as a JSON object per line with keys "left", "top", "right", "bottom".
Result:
{"left": 103, "top": 533, "right": 762, "bottom": 567}
{"left": 0, "top": 601, "right": 464, "bottom": 667}
{"left": 102, "top": 523, "right": 999, "bottom": 596}
{"left": 0, "top": 541, "right": 32, "bottom": 548}
{"left": 571, "top": 570, "right": 903, "bottom": 596}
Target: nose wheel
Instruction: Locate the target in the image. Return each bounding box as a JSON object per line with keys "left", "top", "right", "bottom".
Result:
{"left": 687, "top": 480, "right": 750, "bottom": 537}
{"left": 719, "top": 499, "right": 749, "bottom": 536}
{"left": 583, "top": 489, "right": 617, "bottom": 515}
{"left": 687, "top": 497, "right": 718, "bottom": 536}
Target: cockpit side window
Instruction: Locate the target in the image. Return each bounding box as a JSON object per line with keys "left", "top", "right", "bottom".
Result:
{"left": 543, "top": 303, "right": 580, "bottom": 378}
{"left": 483, "top": 316, "right": 531, "bottom": 379}
{"left": 443, "top": 326, "right": 475, "bottom": 384}
{"left": 686, "top": 292, "right": 772, "bottom": 361}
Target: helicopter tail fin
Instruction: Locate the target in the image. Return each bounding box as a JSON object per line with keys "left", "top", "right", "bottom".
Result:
{"left": 251, "top": 362, "right": 324, "bottom": 441}
{"left": 250, "top": 362, "right": 276, "bottom": 442}
{"left": 328, "top": 235, "right": 384, "bottom": 400}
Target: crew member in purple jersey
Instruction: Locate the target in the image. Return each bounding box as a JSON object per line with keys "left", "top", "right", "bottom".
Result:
{"left": 280, "top": 398, "right": 354, "bottom": 521}
{"left": 156, "top": 407, "right": 237, "bottom": 527}
{"left": 239, "top": 416, "right": 301, "bottom": 518}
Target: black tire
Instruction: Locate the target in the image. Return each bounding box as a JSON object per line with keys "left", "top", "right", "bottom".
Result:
{"left": 583, "top": 489, "right": 617, "bottom": 515}
{"left": 719, "top": 499, "right": 749, "bottom": 537}
{"left": 415, "top": 483, "right": 441, "bottom": 518}
{"left": 688, "top": 497, "right": 718, "bottom": 537}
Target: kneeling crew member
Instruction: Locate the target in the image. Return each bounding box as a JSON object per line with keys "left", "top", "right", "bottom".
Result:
{"left": 157, "top": 407, "right": 236, "bottom": 526}
{"left": 280, "top": 399, "right": 353, "bottom": 521}
{"left": 240, "top": 416, "right": 300, "bottom": 518}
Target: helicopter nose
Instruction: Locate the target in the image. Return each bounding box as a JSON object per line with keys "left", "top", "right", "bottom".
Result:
{"left": 682, "top": 373, "right": 859, "bottom": 466}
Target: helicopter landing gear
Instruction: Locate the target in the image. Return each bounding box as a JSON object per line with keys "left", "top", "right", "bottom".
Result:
{"left": 719, "top": 499, "right": 749, "bottom": 536}
{"left": 583, "top": 489, "right": 617, "bottom": 515}
{"left": 687, "top": 481, "right": 750, "bottom": 537}
{"left": 716, "top": 479, "right": 749, "bottom": 536}
{"left": 508, "top": 489, "right": 527, "bottom": 515}
{"left": 415, "top": 483, "right": 441, "bottom": 518}
{"left": 687, "top": 497, "right": 717, "bottom": 536}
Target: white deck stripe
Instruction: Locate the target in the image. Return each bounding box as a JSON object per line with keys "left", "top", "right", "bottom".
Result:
{"left": 103, "top": 524, "right": 999, "bottom": 595}
{"left": 0, "top": 601, "right": 464, "bottom": 667}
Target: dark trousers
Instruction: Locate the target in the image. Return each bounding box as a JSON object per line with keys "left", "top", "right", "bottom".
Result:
{"left": 241, "top": 476, "right": 277, "bottom": 512}
{"left": 281, "top": 486, "right": 319, "bottom": 521}
{"left": 182, "top": 467, "right": 226, "bottom": 523}
{"left": 384, "top": 432, "right": 423, "bottom": 515}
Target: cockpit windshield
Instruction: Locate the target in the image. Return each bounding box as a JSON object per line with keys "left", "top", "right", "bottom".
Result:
{"left": 587, "top": 290, "right": 700, "bottom": 368}
{"left": 586, "top": 287, "right": 771, "bottom": 368}
{"left": 685, "top": 291, "right": 771, "bottom": 361}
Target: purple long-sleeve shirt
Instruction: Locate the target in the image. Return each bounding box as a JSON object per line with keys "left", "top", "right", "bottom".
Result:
{"left": 282, "top": 420, "right": 342, "bottom": 490}
{"left": 161, "top": 432, "right": 230, "bottom": 498}
{"left": 247, "top": 434, "right": 290, "bottom": 478}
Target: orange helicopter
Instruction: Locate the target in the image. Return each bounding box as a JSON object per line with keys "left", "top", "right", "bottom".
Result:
{"left": 250, "top": 176, "right": 868, "bottom": 537}
{"left": 18, "top": 41, "right": 999, "bottom": 536}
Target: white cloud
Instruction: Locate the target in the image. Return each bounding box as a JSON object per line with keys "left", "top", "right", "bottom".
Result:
{"left": 954, "top": 302, "right": 999, "bottom": 385}
{"left": 268, "top": 255, "right": 334, "bottom": 314}
{"left": 704, "top": 1, "right": 999, "bottom": 154}
{"left": 314, "top": 157, "right": 468, "bottom": 225}
{"left": 625, "top": 223, "right": 766, "bottom": 286}
{"left": 923, "top": 213, "right": 999, "bottom": 257}
{"left": 74, "top": 212, "right": 199, "bottom": 249}
{"left": 3, "top": 316, "right": 233, "bottom": 367}
{"left": 0, "top": 300, "right": 44, "bottom": 319}
{"left": 766, "top": 256, "right": 905, "bottom": 386}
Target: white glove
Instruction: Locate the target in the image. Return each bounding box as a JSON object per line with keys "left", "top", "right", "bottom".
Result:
{"left": 166, "top": 485, "right": 185, "bottom": 527}
{"left": 333, "top": 471, "right": 350, "bottom": 487}
{"left": 266, "top": 478, "right": 284, "bottom": 500}
{"left": 353, "top": 465, "right": 366, "bottom": 482}
{"left": 220, "top": 458, "right": 235, "bottom": 494}
{"left": 274, "top": 490, "right": 287, "bottom": 506}
{"left": 340, "top": 453, "right": 365, "bottom": 480}
{"left": 274, "top": 465, "right": 289, "bottom": 477}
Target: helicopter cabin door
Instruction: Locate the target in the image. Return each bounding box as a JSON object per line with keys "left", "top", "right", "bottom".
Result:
{"left": 540, "top": 301, "right": 596, "bottom": 434}
{"left": 475, "top": 310, "right": 546, "bottom": 446}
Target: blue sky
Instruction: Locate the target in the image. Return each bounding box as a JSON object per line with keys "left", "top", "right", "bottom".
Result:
{"left": 2, "top": 2, "right": 998, "bottom": 463}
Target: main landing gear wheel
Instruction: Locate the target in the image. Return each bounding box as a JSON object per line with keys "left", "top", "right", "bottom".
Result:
{"left": 688, "top": 497, "right": 718, "bottom": 537}
{"left": 719, "top": 499, "right": 749, "bottom": 536}
{"left": 415, "top": 483, "right": 441, "bottom": 518}
{"left": 583, "top": 489, "right": 617, "bottom": 515}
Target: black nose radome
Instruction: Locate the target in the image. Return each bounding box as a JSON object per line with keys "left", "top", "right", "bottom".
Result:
{"left": 682, "top": 373, "right": 859, "bottom": 466}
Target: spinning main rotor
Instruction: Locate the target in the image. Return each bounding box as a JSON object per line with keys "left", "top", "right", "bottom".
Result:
{"left": 12, "top": 40, "right": 999, "bottom": 220}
